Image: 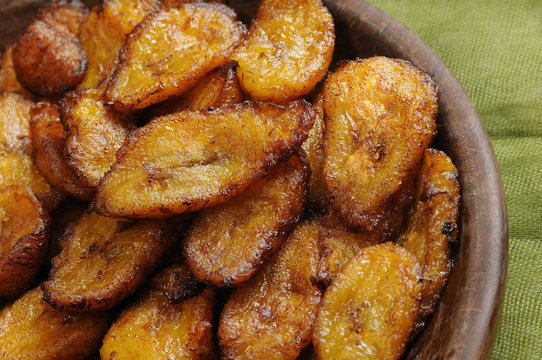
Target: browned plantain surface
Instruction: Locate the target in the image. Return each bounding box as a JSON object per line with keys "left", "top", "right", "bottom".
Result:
{"left": 150, "top": 63, "right": 245, "bottom": 117}
{"left": 184, "top": 153, "right": 309, "bottom": 287}
{"left": 104, "top": 4, "right": 246, "bottom": 110}
{"left": 42, "top": 211, "right": 178, "bottom": 311}
{"left": 30, "top": 102, "right": 95, "bottom": 200}
{"left": 93, "top": 100, "right": 313, "bottom": 218}
{"left": 36, "top": 0, "right": 89, "bottom": 34}
{"left": 0, "top": 287, "right": 110, "bottom": 360}
{"left": 0, "top": 185, "right": 50, "bottom": 298}
{"left": 0, "top": 46, "right": 34, "bottom": 97}
{"left": 162, "top": 0, "right": 226, "bottom": 8}
{"left": 150, "top": 262, "right": 204, "bottom": 304}
{"left": 398, "top": 148, "right": 460, "bottom": 329}
{"left": 48, "top": 199, "right": 87, "bottom": 260}
{"left": 322, "top": 57, "right": 438, "bottom": 232}
{"left": 102, "top": 0, "right": 163, "bottom": 35}
{"left": 232, "top": 0, "right": 334, "bottom": 102}
{"left": 100, "top": 279, "right": 216, "bottom": 359}
{"left": 218, "top": 219, "right": 322, "bottom": 360}
{"left": 60, "top": 89, "right": 135, "bottom": 189}
{"left": 313, "top": 242, "right": 422, "bottom": 360}
{"left": 0, "top": 92, "right": 34, "bottom": 154}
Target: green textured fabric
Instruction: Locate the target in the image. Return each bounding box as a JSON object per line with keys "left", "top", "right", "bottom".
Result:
{"left": 365, "top": 0, "right": 542, "bottom": 358}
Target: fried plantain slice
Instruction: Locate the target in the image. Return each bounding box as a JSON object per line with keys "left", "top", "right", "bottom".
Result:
{"left": 0, "top": 46, "right": 35, "bottom": 98}
{"left": 30, "top": 102, "right": 95, "bottom": 200}
{"left": 102, "top": 0, "right": 163, "bottom": 35}
{"left": 151, "top": 263, "right": 204, "bottom": 304}
{"left": 398, "top": 148, "right": 460, "bottom": 329}
{"left": 218, "top": 219, "right": 322, "bottom": 360}
{"left": 0, "top": 287, "right": 110, "bottom": 360}
{"left": 322, "top": 57, "right": 437, "bottom": 232}
{"left": 313, "top": 242, "right": 422, "bottom": 360}
{"left": 0, "top": 185, "right": 50, "bottom": 298}
{"left": 0, "top": 92, "right": 34, "bottom": 155}
{"left": 100, "top": 274, "right": 215, "bottom": 359}
{"left": 104, "top": 4, "right": 246, "bottom": 110}
{"left": 42, "top": 211, "right": 178, "bottom": 312}
{"left": 184, "top": 153, "right": 309, "bottom": 287}
{"left": 36, "top": 0, "right": 89, "bottom": 35}
{"left": 150, "top": 63, "right": 245, "bottom": 118}
{"left": 232, "top": 0, "right": 334, "bottom": 103}
{"left": 93, "top": 100, "right": 313, "bottom": 218}
{"left": 59, "top": 89, "right": 136, "bottom": 190}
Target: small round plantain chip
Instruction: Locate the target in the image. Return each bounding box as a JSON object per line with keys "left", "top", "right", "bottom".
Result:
{"left": 42, "top": 211, "right": 179, "bottom": 312}
{"left": 93, "top": 100, "right": 314, "bottom": 218}
{"left": 104, "top": 3, "right": 246, "bottom": 110}
{"left": 0, "top": 286, "right": 110, "bottom": 360}
{"left": 322, "top": 56, "right": 438, "bottom": 232}
{"left": 232, "top": 0, "right": 335, "bottom": 103}
{"left": 313, "top": 242, "right": 422, "bottom": 360}
{"left": 184, "top": 152, "right": 309, "bottom": 287}
{"left": 398, "top": 148, "right": 460, "bottom": 329}
{"left": 218, "top": 218, "right": 322, "bottom": 360}
{"left": 0, "top": 185, "right": 50, "bottom": 299}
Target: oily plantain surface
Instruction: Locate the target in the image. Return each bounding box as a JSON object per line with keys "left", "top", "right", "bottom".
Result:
{"left": 0, "top": 185, "right": 50, "bottom": 298}
{"left": 322, "top": 56, "right": 437, "bottom": 231}
{"left": 93, "top": 100, "right": 314, "bottom": 218}
{"left": 0, "top": 46, "right": 34, "bottom": 97}
{"left": 104, "top": 4, "right": 246, "bottom": 110}
{"left": 150, "top": 263, "right": 204, "bottom": 304}
{"left": 100, "top": 280, "right": 215, "bottom": 359}
{"left": 184, "top": 153, "right": 309, "bottom": 287}
{"left": 60, "top": 89, "right": 136, "bottom": 189}
{"left": 219, "top": 219, "right": 322, "bottom": 360}
{"left": 313, "top": 242, "right": 422, "bottom": 360}
{"left": 398, "top": 148, "right": 460, "bottom": 328}
{"left": 30, "top": 102, "right": 95, "bottom": 200}
{"left": 0, "top": 92, "right": 34, "bottom": 154}
{"left": 233, "top": 0, "right": 334, "bottom": 102}
{"left": 0, "top": 287, "right": 110, "bottom": 360}
{"left": 42, "top": 211, "right": 178, "bottom": 312}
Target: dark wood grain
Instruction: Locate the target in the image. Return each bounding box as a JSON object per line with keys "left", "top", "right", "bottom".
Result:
{"left": 0, "top": 0, "right": 507, "bottom": 359}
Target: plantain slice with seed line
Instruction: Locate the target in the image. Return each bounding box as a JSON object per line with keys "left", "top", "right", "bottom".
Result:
{"left": 59, "top": 88, "right": 136, "bottom": 190}
{"left": 0, "top": 185, "right": 50, "bottom": 299}
{"left": 184, "top": 153, "right": 309, "bottom": 287}
{"left": 0, "top": 287, "right": 110, "bottom": 360}
{"left": 313, "top": 242, "right": 422, "bottom": 360}
{"left": 42, "top": 211, "right": 179, "bottom": 312}
{"left": 322, "top": 56, "right": 438, "bottom": 232}
{"left": 93, "top": 100, "right": 314, "bottom": 218}
{"left": 100, "top": 265, "right": 215, "bottom": 360}
{"left": 104, "top": 4, "right": 246, "bottom": 110}
{"left": 398, "top": 148, "right": 460, "bottom": 330}
{"left": 218, "top": 218, "right": 322, "bottom": 360}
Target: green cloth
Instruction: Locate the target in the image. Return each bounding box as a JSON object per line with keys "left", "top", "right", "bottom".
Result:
{"left": 365, "top": 0, "right": 542, "bottom": 358}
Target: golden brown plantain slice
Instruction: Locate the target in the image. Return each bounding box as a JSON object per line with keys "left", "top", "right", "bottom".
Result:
{"left": 0, "top": 92, "right": 34, "bottom": 155}
{"left": 30, "top": 102, "right": 95, "bottom": 200}
{"left": 42, "top": 211, "right": 178, "bottom": 312}
{"left": 150, "top": 263, "right": 204, "bottom": 304}
{"left": 59, "top": 89, "right": 136, "bottom": 190}
{"left": 184, "top": 153, "right": 309, "bottom": 287}
{"left": 218, "top": 219, "right": 322, "bottom": 360}
{"left": 104, "top": 4, "right": 246, "bottom": 110}
{"left": 93, "top": 100, "right": 314, "bottom": 218}
{"left": 398, "top": 148, "right": 460, "bottom": 328}
{"left": 322, "top": 57, "right": 438, "bottom": 232}
{"left": 232, "top": 0, "right": 334, "bottom": 102}
{"left": 100, "top": 271, "right": 215, "bottom": 359}
{"left": 313, "top": 242, "right": 422, "bottom": 360}
{"left": 0, "top": 287, "right": 110, "bottom": 360}
{"left": 0, "top": 185, "right": 50, "bottom": 298}
{"left": 0, "top": 46, "right": 35, "bottom": 98}
{"left": 102, "top": 0, "right": 163, "bottom": 35}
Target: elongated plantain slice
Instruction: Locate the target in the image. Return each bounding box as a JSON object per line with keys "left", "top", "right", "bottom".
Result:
{"left": 100, "top": 268, "right": 215, "bottom": 359}
{"left": 30, "top": 102, "right": 95, "bottom": 200}
{"left": 398, "top": 148, "right": 460, "bottom": 328}
{"left": 0, "top": 185, "right": 50, "bottom": 298}
{"left": 60, "top": 89, "right": 136, "bottom": 190}
{"left": 93, "top": 100, "right": 314, "bottom": 218}
{"left": 218, "top": 219, "right": 322, "bottom": 360}
{"left": 232, "top": 0, "right": 334, "bottom": 102}
{"left": 313, "top": 242, "right": 422, "bottom": 360}
{"left": 0, "top": 287, "right": 110, "bottom": 360}
{"left": 42, "top": 211, "right": 178, "bottom": 311}
{"left": 184, "top": 153, "right": 309, "bottom": 287}
{"left": 0, "top": 46, "right": 35, "bottom": 98}
{"left": 323, "top": 57, "right": 437, "bottom": 231}
{"left": 0, "top": 92, "right": 34, "bottom": 155}
{"left": 104, "top": 4, "right": 246, "bottom": 110}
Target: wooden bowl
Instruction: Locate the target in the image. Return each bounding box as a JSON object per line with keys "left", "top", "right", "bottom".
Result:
{"left": 0, "top": 0, "right": 508, "bottom": 359}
